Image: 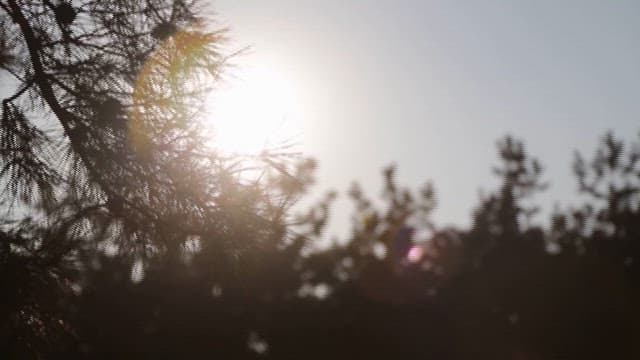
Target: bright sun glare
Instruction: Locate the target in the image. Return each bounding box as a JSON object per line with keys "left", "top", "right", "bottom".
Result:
{"left": 205, "top": 64, "right": 302, "bottom": 155}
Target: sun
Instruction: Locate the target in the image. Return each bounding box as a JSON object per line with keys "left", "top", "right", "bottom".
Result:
{"left": 205, "top": 64, "right": 302, "bottom": 155}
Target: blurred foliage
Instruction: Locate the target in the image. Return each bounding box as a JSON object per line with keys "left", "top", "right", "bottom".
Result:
{"left": 2, "top": 1, "right": 640, "bottom": 359}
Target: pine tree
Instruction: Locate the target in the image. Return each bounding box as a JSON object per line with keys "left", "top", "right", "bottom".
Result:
{"left": 0, "top": 1, "right": 310, "bottom": 356}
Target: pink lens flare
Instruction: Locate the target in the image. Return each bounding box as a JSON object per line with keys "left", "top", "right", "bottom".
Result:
{"left": 407, "top": 245, "right": 424, "bottom": 263}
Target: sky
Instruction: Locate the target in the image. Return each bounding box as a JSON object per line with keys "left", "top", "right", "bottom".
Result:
{"left": 211, "top": 0, "right": 640, "bottom": 239}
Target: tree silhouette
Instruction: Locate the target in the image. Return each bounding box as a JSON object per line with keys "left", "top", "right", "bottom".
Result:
{"left": 2, "top": 1, "right": 640, "bottom": 359}
{"left": 0, "top": 1, "right": 313, "bottom": 357}
{"left": 48, "top": 132, "right": 638, "bottom": 359}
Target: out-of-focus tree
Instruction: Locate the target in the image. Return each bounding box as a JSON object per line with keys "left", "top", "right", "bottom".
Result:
{"left": 11, "top": 130, "right": 636, "bottom": 359}
{"left": 3, "top": 1, "right": 640, "bottom": 359}
{"left": 572, "top": 132, "right": 640, "bottom": 270}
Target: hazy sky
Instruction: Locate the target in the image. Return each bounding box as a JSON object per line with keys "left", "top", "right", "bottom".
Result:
{"left": 212, "top": 0, "right": 640, "bottom": 237}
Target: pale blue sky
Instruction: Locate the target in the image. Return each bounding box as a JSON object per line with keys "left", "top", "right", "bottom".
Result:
{"left": 213, "top": 0, "right": 640, "bottom": 236}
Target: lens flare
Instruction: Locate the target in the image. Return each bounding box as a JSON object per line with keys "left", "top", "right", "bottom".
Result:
{"left": 407, "top": 244, "right": 424, "bottom": 263}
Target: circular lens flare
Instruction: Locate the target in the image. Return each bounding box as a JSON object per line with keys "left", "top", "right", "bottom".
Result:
{"left": 407, "top": 245, "right": 424, "bottom": 263}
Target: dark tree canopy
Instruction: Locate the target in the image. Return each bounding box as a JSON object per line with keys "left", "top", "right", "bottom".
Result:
{"left": 2, "top": 1, "right": 640, "bottom": 359}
